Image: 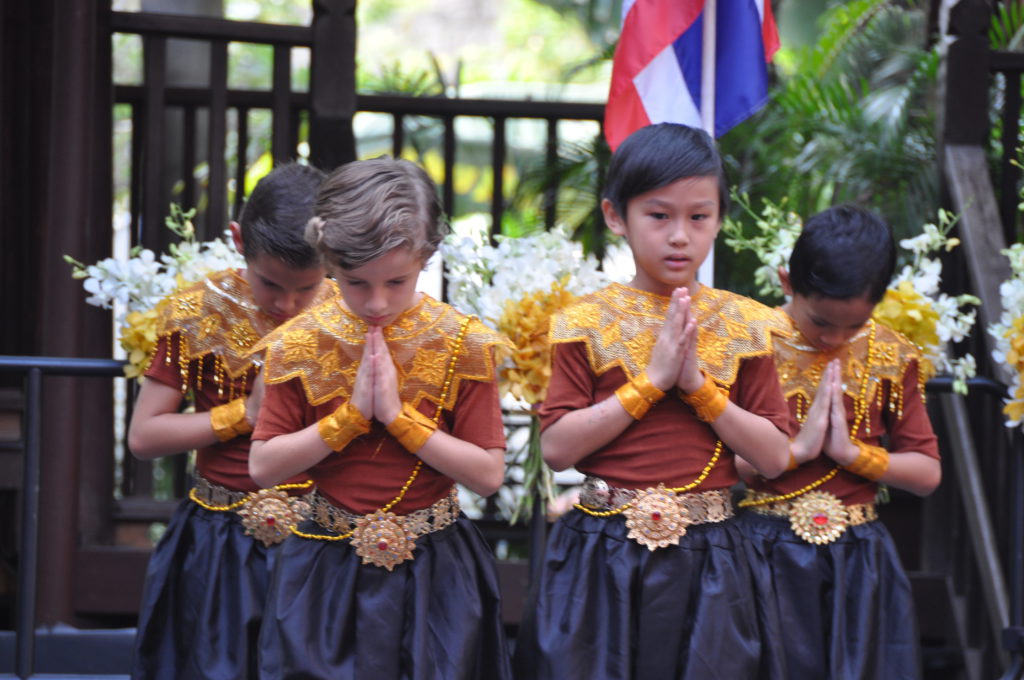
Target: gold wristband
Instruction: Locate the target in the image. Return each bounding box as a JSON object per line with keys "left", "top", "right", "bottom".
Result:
{"left": 786, "top": 448, "right": 799, "bottom": 471}
{"left": 386, "top": 402, "right": 439, "bottom": 453}
{"left": 614, "top": 371, "right": 667, "bottom": 420}
{"left": 844, "top": 441, "right": 889, "bottom": 481}
{"left": 679, "top": 373, "right": 728, "bottom": 423}
{"left": 318, "top": 402, "right": 371, "bottom": 452}
{"left": 210, "top": 398, "right": 253, "bottom": 442}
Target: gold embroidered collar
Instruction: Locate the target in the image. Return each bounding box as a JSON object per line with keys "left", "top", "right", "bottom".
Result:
{"left": 549, "top": 282, "right": 789, "bottom": 387}
{"left": 155, "top": 269, "right": 337, "bottom": 379}
{"left": 773, "top": 310, "right": 920, "bottom": 409}
{"left": 255, "top": 294, "right": 513, "bottom": 407}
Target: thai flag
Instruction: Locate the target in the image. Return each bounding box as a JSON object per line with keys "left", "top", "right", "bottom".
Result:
{"left": 604, "top": 0, "right": 780, "bottom": 150}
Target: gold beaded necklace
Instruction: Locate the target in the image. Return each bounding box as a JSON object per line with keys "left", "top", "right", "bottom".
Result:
{"left": 739, "top": 319, "right": 877, "bottom": 508}
{"left": 291, "top": 315, "right": 471, "bottom": 541}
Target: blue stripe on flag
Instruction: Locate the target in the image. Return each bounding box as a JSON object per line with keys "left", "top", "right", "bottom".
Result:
{"left": 670, "top": 0, "right": 770, "bottom": 137}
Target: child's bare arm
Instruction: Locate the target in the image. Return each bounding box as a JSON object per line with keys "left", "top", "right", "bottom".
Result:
{"left": 541, "top": 395, "right": 636, "bottom": 471}
{"left": 249, "top": 425, "right": 332, "bottom": 488}
{"left": 675, "top": 304, "right": 790, "bottom": 479}
{"left": 415, "top": 437, "right": 505, "bottom": 497}
{"left": 821, "top": 368, "right": 941, "bottom": 496}
{"left": 250, "top": 335, "right": 375, "bottom": 487}
{"left": 708, "top": 404, "right": 790, "bottom": 479}
{"left": 128, "top": 378, "right": 232, "bottom": 459}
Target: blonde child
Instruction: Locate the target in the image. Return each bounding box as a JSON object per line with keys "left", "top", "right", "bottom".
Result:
{"left": 249, "top": 158, "right": 513, "bottom": 679}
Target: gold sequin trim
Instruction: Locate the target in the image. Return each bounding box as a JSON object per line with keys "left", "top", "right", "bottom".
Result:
{"left": 304, "top": 489, "right": 461, "bottom": 571}
{"left": 254, "top": 295, "right": 512, "bottom": 409}
{"left": 156, "top": 270, "right": 337, "bottom": 396}
{"left": 550, "top": 283, "right": 789, "bottom": 389}
{"left": 188, "top": 474, "right": 314, "bottom": 547}
{"left": 744, "top": 489, "right": 878, "bottom": 545}
{"left": 578, "top": 477, "right": 733, "bottom": 551}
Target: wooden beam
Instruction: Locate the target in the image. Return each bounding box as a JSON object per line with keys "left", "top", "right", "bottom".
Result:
{"left": 943, "top": 144, "right": 1015, "bottom": 385}
{"left": 308, "top": 0, "right": 356, "bottom": 171}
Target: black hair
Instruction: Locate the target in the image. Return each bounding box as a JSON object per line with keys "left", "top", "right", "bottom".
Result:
{"left": 601, "top": 123, "right": 728, "bottom": 221}
{"left": 238, "top": 162, "right": 326, "bottom": 269}
{"left": 788, "top": 204, "right": 896, "bottom": 303}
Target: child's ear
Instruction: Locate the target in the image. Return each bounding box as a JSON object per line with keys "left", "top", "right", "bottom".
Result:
{"left": 602, "top": 198, "right": 627, "bottom": 237}
{"left": 778, "top": 266, "right": 793, "bottom": 297}
{"left": 229, "top": 221, "right": 244, "bottom": 255}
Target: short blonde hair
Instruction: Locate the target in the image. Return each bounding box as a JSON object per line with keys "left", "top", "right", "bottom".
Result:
{"left": 306, "top": 157, "right": 445, "bottom": 270}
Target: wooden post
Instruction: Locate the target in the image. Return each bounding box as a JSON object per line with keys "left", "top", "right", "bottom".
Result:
{"left": 309, "top": 0, "right": 356, "bottom": 171}
{"left": 939, "top": 0, "right": 991, "bottom": 147}
{"left": 31, "top": 0, "right": 115, "bottom": 625}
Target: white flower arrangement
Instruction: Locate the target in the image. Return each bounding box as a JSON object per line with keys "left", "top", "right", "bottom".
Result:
{"left": 724, "top": 195, "right": 978, "bottom": 393}
{"left": 443, "top": 216, "right": 629, "bottom": 521}
{"left": 65, "top": 205, "right": 244, "bottom": 329}
{"left": 988, "top": 243, "right": 1024, "bottom": 426}
{"left": 65, "top": 205, "right": 245, "bottom": 378}
{"left": 443, "top": 216, "right": 618, "bottom": 326}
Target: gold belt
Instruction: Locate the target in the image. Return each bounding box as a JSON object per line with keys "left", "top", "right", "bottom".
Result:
{"left": 189, "top": 474, "right": 313, "bottom": 547}
{"left": 579, "top": 476, "right": 733, "bottom": 551}
{"left": 298, "top": 488, "right": 460, "bottom": 571}
{"left": 743, "top": 489, "right": 877, "bottom": 545}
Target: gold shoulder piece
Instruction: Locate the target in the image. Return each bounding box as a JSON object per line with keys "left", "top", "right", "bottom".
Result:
{"left": 550, "top": 284, "right": 786, "bottom": 388}
{"left": 157, "top": 270, "right": 337, "bottom": 379}
{"left": 692, "top": 288, "right": 789, "bottom": 386}
{"left": 774, "top": 315, "right": 926, "bottom": 421}
{"left": 258, "top": 295, "right": 512, "bottom": 408}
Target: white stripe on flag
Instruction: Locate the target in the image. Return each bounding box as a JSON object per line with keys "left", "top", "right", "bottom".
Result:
{"left": 633, "top": 44, "right": 701, "bottom": 129}
{"left": 754, "top": 0, "right": 765, "bottom": 23}
{"left": 621, "top": 0, "right": 636, "bottom": 21}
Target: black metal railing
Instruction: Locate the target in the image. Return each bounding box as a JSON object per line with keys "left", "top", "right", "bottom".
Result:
{"left": 110, "top": 9, "right": 604, "bottom": 247}
{"left": 0, "top": 356, "right": 124, "bottom": 679}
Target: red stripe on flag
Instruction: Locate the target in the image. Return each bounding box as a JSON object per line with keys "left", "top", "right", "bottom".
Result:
{"left": 604, "top": 84, "right": 651, "bottom": 152}
{"left": 761, "top": 1, "right": 780, "bottom": 60}
{"left": 611, "top": 0, "right": 703, "bottom": 87}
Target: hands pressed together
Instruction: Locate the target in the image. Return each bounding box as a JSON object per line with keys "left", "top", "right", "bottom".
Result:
{"left": 351, "top": 326, "right": 403, "bottom": 426}
{"left": 790, "top": 359, "right": 861, "bottom": 467}
{"left": 646, "top": 288, "right": 703, "bottom": 394}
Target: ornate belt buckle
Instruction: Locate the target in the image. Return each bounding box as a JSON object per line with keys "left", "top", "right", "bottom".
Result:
{"left": 789, "top": 491, "right": 849, "bottom": 545}
{"left": 237, "top": 488, "right": 310, "bottom": 547}
{"left": 623, "top": 484, "right": 691, "bottom": 551}
{"left": 350, "top": 511, "right": 416, "bottom": 571}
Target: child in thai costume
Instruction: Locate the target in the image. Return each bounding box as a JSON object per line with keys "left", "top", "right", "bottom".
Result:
{"left": 737, "top": 205, "right": 941, "bottom": 679}
{"left": 513, "top": 123, "right": 793, "bottom": 679}
{"left": 249, "top": 157, "right": 513, "bottom": 679}
{"left": 129, "top": 163, "right": 334, "bottom": 680}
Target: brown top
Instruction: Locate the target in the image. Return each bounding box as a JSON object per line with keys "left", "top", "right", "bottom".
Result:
{"left": 251, "top": 296, "right": 511, "bottom": 514}
{"left": 748, "top": 313, "right": 940, "bottom": 505}
{"left": 254, "top": 377, "right": 505, "bottom": 513}
{"left": 143, "top": 269, "right": 336, "bottom": 492}
{"left": 145, "top": 333, "right": 310, "bottom": 492}
{"left": 539, "top": 284, "right": 791, "bottom": 490}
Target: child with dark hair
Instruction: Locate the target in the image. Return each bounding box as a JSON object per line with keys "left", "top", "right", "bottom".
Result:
{"left": 248, "top": 157, "right": 513, "bottom": 679}
{"left": 737, "top": 204, "right": 941, "bottom": 678}
{"left": 513, "top": 122, "right": 793, "bottom": 678}
{"left": 129, "top": 162, "right": 334, "bottom": 680}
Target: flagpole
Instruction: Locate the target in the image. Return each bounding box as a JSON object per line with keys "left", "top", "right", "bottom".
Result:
{"left": 699, "top": 0, "right": 716, "bottom": 287}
